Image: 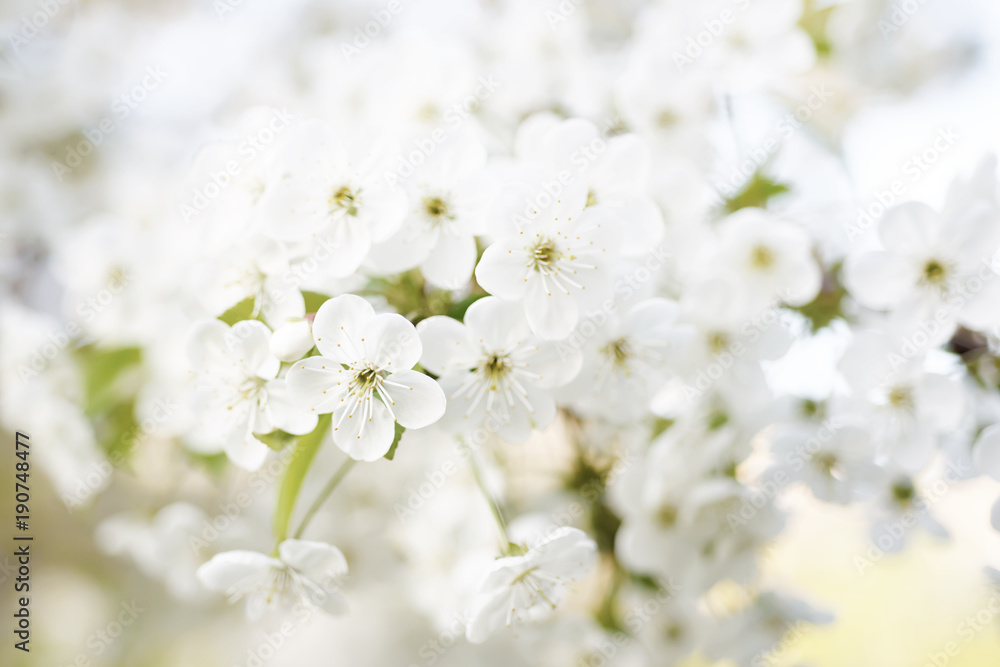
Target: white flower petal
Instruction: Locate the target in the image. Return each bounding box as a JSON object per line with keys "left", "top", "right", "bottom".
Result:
{"left": 878, "top": 202, "right": 941, "bottom": 256}
{"left": 464, "top": 296, "right": 531, "bottom": 351}
{"left": 225, "top": 425, "right": 270, "bottom": 471}
{"left": 476, "top": 240, "right": 530, "bottom": 300}
{"left": 186, "top": 319, "right": 232, "bottom": 372}
{"left": 197, "top": 550, "right": 279, "bottom": 594}
{"left": 524, "top": 277, "right": 578, "bottom": 340}
{"left": 844, "top": 252, "right": 917, "bottom": 309}
{"left": 312, "top": 294, "right": 376, "bottom": 362}
{"left": 421, "top": 232, "right": 477, "bottom": 289}
{"left": 264, "top": 379, "right": 319, "bottom": 435}
{"left": 974, "top": 424, "right": 1000, "bottom": 482}
{"left": 332, "top": 398, "right": 395, "bottom": 461}
{"left": 416, "top": 316, "right": 478, "bottom": 375}
{"left": 231, "top": 320, "right": 280, "bottom": 379}
{"left": 286, "top": 357, "right": 350, "bottom": 414}
{"left": 363, "top": 313, "right": 422, "bottom": 370}
{"left": 278, "top": 539, "right": 348, "bottom": 584}
{"left": 382, "top": 369, "right": 446, "bottom": 429}
{"left": 520, "top": 341, "right": 582, "bottom": 389}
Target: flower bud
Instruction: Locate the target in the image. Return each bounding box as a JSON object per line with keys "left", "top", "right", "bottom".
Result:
{"left": 270, "top": 320, "right": 313, "bottom": 362}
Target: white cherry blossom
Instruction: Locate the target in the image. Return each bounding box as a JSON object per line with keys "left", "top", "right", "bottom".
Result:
{"left": 197, "top": 539, "right": 349, "bottom": 620}
{"left": 286, "top": 295, "right": 446, "bottom": 461}
{"left": 416, "top": 296, "right": 582, "bottom": 443}
{"left": 464, "top": 526, "right": 597, "bottom": 644}
{"left": 186, "top": 319, "right": 317, "bottom": 470}
{"left": 258, "top": 120, "right": 407, "bottom": 277}
{"left": 475, "top": 182, "right": 621, "bottom": 339}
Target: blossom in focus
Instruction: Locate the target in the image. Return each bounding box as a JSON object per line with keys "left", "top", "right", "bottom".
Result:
{"left": 287, "top": 294, "right": 446, "bottom": 460}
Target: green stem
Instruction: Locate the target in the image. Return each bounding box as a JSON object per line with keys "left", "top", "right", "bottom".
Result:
{"left": 272, "top": 413, "right": 331, "bottom": 554}
{"left": 293, "top": 458, "right": 356, "bottom": 540}
{"left": 467, "top": 445, "right": 510, "bottom": 551}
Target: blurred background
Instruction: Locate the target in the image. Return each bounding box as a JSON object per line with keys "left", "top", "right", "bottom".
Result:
{"left": 3, "top": 0, "right": 1000, "bottom": 665}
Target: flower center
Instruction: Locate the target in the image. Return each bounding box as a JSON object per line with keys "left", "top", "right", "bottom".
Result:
{"left": 353, "top": 365, "right": 382, "bottom": 392}
{"left": 449, "top": 348, "right": 543, "bottom": 423}
{"left": 656, "top": 110, "right": 679, "bottom": 128}
{"left": 750, "top": 245, "right": 776, "bottom": 270}
{"left": 230, "top": 377, "right": 267, "bottom": 410}
{"left": 510, "top": 566, "right": 540, "bottom": 585}
{"left": 656, "top": 504, "right": 678, "bottom": 528}
{"left": 483, "top": 353, "right": 512, "bottom": 387}
{"left": 522, "top": 235, "right": 598, "bottom": 296}
{"left": 814, "top": 452, "right": 838, "bottom": 476}
{"left": 422, "top": 196, "right": 453, "bottom": 223}
{"left": 329, "top": 185, "right": 359, "bottom": 217}
{"left": 585, "top": 189, "right": 599, "bottom": 207}
{"left": 601, "top": 338, "right": 631, "bottom": 369}
{"left": 887, "top": 385, "right": 914, "bottom": 410}
{"left": 921, "top": 259, "right": 948, "bottom": 286}
{"left": 707, "top": 331, "right": 730, "bottom": 355}
{"left": 800, "top": 398, "right": 823, "bottom": 419}
{"left": 529, "top": 238, "right": 559, "bottom": 271}
{"left": 891, "top": 478, "right": 915, "bottom": 506}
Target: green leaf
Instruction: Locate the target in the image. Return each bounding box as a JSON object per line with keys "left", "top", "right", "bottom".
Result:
{"left": 651, "top": 417, "right": 674, "bottom": 439}
{"left": 78, "top": 346, "right": 142, "bottom": 417}
{"left": 302, "top": 291, "right": 332, "bottom": 314}
{"left": 218, "top": 297, "right": 256, "bottom": 325}
{"left": 448, "top": 293, "right": 487, "bottom": 322}
{"left": 257, "top": 429, "right": 298, "bottom": 451}
{"left": 187, "top": 451, "right": 230, "bottom": 476}
{"left": 725, "top": 172, "right": 790, "bottom": 213}
{"left": 97, "top": 399, "right": 139, "bottom": 462}
{"left": 383, "top": 422, "right": 406, "bottom": 461}
{"left": 273, "top": 414, "right": 331, "bottom": 544}
{"left": 791, "top": 263, "right": 847, "bottom": 332}
{"left": 799, "top": 0, "right": 837, "bottom": 57}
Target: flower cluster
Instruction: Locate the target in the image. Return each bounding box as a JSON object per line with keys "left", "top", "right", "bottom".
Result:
{"left": 4, "top": 0, "right": 1000, "bottom": 664}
